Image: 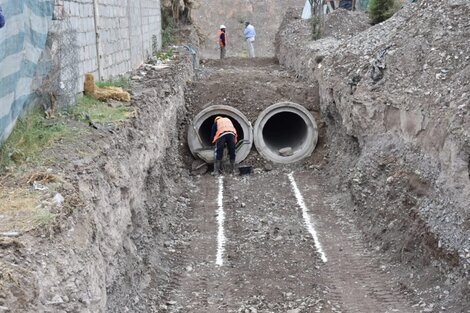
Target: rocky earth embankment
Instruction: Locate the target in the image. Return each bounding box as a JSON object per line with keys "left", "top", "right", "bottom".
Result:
{"left": 0, "top": 55, "right": 194, "bottom": 312}
{"left": 276, "top": 2, "right": 469, "bottom": 311}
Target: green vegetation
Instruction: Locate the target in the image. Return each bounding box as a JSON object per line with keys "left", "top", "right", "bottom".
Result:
{"left": 73, "top": 95, "right": 135, "bottom": 124}
{"left": 0, "top": 108, "right": 74, "bottom": 170}
{"left": 156, "top": 49, "right": 174, "bottom": 61}
{"left": 0, "top": 185, "right": 58, "bottom": 234}
{"left": 0, "top": 80, "right": 136, "bottom": 235}
{"left": 162, "top": 6, "right": 175, "bottom": 47}
{"left": 162, "top": 25, "right": 174, "bottom": 48}
{"left": 311, "top": 15, "right": 324, "bottom": 40}
{"left": 29, "top": 209, "right": 57, "bottom": 230}
{"left": 95, "top": 77, "right": 130, "bottom": 90}
{"left": 369, "top": 0, "right": 401, "bottom": 24}
{"left": 0, "top": 95, "right": 134, "bottom": 171}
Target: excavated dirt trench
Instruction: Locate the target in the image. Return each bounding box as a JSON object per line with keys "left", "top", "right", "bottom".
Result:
{"left": 2, "top": 33, "right": 467, "bottom": 313}
{"left": 158, "top": 57, "right": 436, "bottom": 312}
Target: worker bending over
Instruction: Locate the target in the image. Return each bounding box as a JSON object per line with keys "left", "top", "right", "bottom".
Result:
{"left": 211, "top": 116, "right": 237, "bottom": 175}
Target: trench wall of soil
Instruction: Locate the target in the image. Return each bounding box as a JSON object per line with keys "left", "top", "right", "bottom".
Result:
{"left": 0, "top": 59, "right": 194, "bottom": 312}
{"left": 276, "top": 2, "right": 470, "bottom": 306}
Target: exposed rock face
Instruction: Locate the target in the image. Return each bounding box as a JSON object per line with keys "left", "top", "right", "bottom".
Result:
{"left": 322, "top": 8, "right": 370, "bottom": 39}
{"left": 191, "top": 0, "right": 303, "bottom": 59}
{"left": 277, "top": 1, "right": 470, "bottom": 310}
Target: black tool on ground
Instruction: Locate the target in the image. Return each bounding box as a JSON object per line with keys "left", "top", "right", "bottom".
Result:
{"left": 238, "top": 166, "right": 252, "bottom": 176}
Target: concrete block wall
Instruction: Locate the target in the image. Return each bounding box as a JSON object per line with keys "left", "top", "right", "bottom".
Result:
{"left": 61, "top": 0, "right": 161, "bottom": 93}
{"left": 142, "top": 0, "right": 162, "bottom": 61}
{"left": 0, "top": 0, "right": 161, "bottom": 144}
{"left": 61, "top": 0, "right": 98, "bottom": 92}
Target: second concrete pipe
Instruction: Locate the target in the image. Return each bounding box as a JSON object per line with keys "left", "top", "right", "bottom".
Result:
{"left": 254, "top": 102, "right": 318, "bottom": 163}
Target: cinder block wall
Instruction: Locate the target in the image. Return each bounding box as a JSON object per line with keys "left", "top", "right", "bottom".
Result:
{"left": 62, "top": 0, "right": 162, "bottom": 93}
{"left": 0, "top": 0, "right": 161, "bottom": 144}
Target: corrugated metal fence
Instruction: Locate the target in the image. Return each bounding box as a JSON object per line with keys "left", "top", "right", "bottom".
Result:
{"left": 0, "top": 0, "right": 53, "bottom": 142}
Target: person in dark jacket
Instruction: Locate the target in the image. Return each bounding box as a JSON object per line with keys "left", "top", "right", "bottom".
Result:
{"left": 339, "top": 0, "right": 356, "bottom": 10}
{"left": 218, "top": 25, "right": 227, "bottom": 59}
{"left": 211, "top": 116, "right": 237, "bottom": 175}
{"left": 0, "top": 5, "right": 6, "bottom": 28}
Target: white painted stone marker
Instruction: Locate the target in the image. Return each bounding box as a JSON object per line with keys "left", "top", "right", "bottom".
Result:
{"left": 288, "top": 172, "right": 328, "bottom": 263}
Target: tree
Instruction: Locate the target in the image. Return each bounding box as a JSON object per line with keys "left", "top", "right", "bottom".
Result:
{"left": 369, "top": 0, "right": 400, "bottom": 24}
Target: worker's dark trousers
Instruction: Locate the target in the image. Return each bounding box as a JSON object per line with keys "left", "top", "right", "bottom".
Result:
{"left": 215, "top": 133, "right": 236, "bottom": 161}
{"left": 339, "top": 0, "right": 353, "bottom": 10}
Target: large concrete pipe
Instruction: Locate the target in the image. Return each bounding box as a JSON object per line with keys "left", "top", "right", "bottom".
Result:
{"left": 254, "top": 102, "right": 318, "bottom": 163}
{"left": 188, "top": 105, "right": 253, "bottom": 163}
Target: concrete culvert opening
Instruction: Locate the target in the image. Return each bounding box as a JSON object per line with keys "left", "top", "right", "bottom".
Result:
{"left": 198, "top": 115, "right": 245, "bottom": 147}
{"left": 188, "top": 105, "right": 253, "bottom": 163}
{"left": 254, "top": 102, "right": 318, "bottom": 163}
{"left": 262, "top": 112, "right": 308, "bottom": 151}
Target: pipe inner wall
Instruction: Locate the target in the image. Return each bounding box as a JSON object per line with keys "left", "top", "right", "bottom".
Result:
{"left": 254, "top": 102, "right": 318, "bottom": 163}
{"left": 262, "top": 112, "right": 308, "bottom": 151}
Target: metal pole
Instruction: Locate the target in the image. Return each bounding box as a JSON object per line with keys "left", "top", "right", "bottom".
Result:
{"left": 139, "top": 0, "right": 145, "bottom": 61}
{"left": 92, "top": 0, "right": 104, "bottom": 80}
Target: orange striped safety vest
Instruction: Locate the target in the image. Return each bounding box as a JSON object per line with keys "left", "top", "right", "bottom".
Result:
{"left": 213, "top": 117, "right": 237, "bottom": 143}
{"left": 218, "top": 30, "right": 227, "bottom": 48}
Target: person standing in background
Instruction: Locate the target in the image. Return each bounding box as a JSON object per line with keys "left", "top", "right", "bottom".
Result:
{"left": 219, "top": 25, "right": 227, "bottom": 59}
{"left": 339, "top": 0, "right": 356, "bottom": 10}
{"left": 323, "top": 0, "right": 336, "bottom": 14}
{"left": 243, "top": 21, "right": 256, "bottom": 58}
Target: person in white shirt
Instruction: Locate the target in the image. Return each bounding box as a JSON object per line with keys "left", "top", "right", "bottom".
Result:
{"left": 243, "top": 21, "right": 256, "bottom": 58}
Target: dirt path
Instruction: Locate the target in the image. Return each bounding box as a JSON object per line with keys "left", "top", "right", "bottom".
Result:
{"left": 165, "top": 172, "right": 332, "bottom": 312}
{"left": 295, "top": 171, "right": 419, "bottom": 313}
{"left": 162, "top": 171, "right": 419, "bottom": 313}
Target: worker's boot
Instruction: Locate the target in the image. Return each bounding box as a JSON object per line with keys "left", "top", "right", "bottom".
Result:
{"left": 212, "top": 160, "right": 221, "bottom": 176}
{"left": 229, "top": 160, "right": 236, "bottom": 174}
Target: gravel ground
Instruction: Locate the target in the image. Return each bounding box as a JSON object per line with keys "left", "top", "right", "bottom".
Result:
{"left": 165, "top": 58, "right": 449, "bottom": 312}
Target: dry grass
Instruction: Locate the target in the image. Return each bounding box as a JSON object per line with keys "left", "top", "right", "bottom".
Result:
{"left": 73, "top": 95, "right": 136, "bottom": 124}
{"left": 26, "top": 172, "right": 63, "bottom": 185}
{"left": 0, "top": 253, "right": 30, "bottom": 289}
{"left": 0, "top": 262, "right": 20, "bottom": 287}
{"left": 0, "top": 108, "right": 76, "bottom": 172}
{"left": 0, "top": 184, "right": 56, "bottom": 234}
{"left": 84, "top": 74, "right": 131, "bottom": 102}
{"left": 0, "top": 105, "right": 97, "bottom": 236}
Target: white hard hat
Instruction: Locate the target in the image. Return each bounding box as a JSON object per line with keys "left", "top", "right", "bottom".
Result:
{"left": 220, "top": 25, "right": 226, "bottom": 29}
